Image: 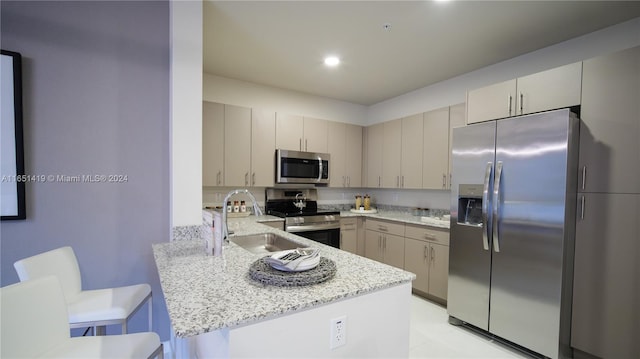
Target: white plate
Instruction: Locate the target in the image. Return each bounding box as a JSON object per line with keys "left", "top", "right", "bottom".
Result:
{"left": 268, "top": 250, "right": 320, "bottom": 272}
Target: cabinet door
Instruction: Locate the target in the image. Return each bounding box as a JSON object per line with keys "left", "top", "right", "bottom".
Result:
{"left": 572, "top": 193, "right": 640, "bottom": 358}
{"left": 401, "top": 114, "right": 423, "bottom": 189}
{"left": 303, "top": 117, "right": 328, "bottom": 153}
{"left": 340, "top": 218, "right": 358, "bottom": 254}
{"left": 404, "top": 237, "right": 429, "bottom": 293}
{"left": 366, "top": 123, "right": 384, "bottom": 188}
{"left": 251, "top": 109, "right": 275, "bottom": 187}
{"left": 516, "top": 62, "right": 582, "bottom": 116}
{"left": 328, "top": 122, "right": 347, "bottom": 187}
{"left": 448, "top": 103, "right": 466, "bottom": 189}
{"left": 422, "top": 107, "right": 449, "bottom": 189}
{"left": 579, "top": 46, "right": 640, "bottom": 194}
{"left": 383, "top": 233, "right": 405, "bottom": 269}
{"left": 428, "top": 243, "right": 449, "bottom": 301}
{"left": 467, "top": 79, "right": 516, "bottom": 124}
{"left": 382, "top": 119, "right": 402, "bottom": 188}
{"left": 275, "top": 113, "right": 303, "bottom": 151}
{"left": 364, "top": 229, "right": 384, "bottom": 263}
{"left": 202, "top": 102, "right": 224, "bottom": 186}
{"left": 224, "top": 105, "right": 252, "bottom": 186}
{"left": 344, "top": 124, "right": 363, "bottom": 187}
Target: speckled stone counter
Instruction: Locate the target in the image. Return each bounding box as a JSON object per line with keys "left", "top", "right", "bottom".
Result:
{"left": 340, "top": 210, "right": 450, "bottom": 229}
{"left": 153, "top": 217, "right": 415, "bottom": 338}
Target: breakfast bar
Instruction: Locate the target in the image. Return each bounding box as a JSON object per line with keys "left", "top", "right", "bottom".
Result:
{"left": 153, "top": 216, "right": 415, "bottom": 358}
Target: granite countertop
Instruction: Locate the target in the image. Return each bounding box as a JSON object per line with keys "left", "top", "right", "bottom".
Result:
{"left": 153, "top": 217, "right": 415, "bottom": 338}
{"left": 340, "top": 210, "right": 451, "bottom": 229}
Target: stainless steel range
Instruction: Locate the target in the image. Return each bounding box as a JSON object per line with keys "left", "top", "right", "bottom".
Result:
{"left": 265, "top": 188, "right": 340, "bottom": 248}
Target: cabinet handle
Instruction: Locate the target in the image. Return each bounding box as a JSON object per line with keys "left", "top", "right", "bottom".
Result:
{"left": 217, "top": 171, "right": 221, "bottom": 186}
{"left": 245, "top": 172, "right": 249, "bottom": 186}
{"left": 383, "top": 235, "right": 387, "bottom": 250}
{"left": 442, "top": 174, "right": 446, "bottom": 189}
{"left": 430, "top": 245, "right": 435, "bottom": 262}
{"left": 347, "top": 176, "right": 351, "bottom": 187}
{"left": 424, "top": 233, "right": 436, "bottom": 240}
{"left": 580, "top": 195, "right": 585, "bottom": 220}
{"left": 519, "top": 92, "right": 524, "bottom": 114}
{"left": 581, "top": 166, "right": 586, "bottom": 190}
{"left": 299, "top": 138, "right": 302, "bottom": 151}
{"left": 401, "top": 176, "right": 404, "bottom": 188}
{"left": 252, "top": 173, "right": 256, "bottom": 186}
{"left": 305, "top": 139, "right": 308, "bottom": 151}
{"left": 397, "top": 176, "right": 400, "bottom": 188}
{"left": 378, "top": 225, "right": 388, "bottom": 232}
{"left": 378, "top": 176, "right": 381, "bottom": 187}
{"left": 449, "top": 173, "right": 452, "bottom": 189}
{"left": 508, "top": 95, "right": 513, "bottom": 116}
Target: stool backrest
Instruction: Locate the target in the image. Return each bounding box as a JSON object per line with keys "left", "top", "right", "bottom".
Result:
{"left": 0, "top": 276, "right": 70, "bottom": 357}
{"left": 14, "top": 246, "right": 82, "bottom": 300}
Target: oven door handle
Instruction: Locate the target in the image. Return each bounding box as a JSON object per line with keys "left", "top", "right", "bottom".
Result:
{"left": 286, "top": 223, "right": 340, "bottom": 233}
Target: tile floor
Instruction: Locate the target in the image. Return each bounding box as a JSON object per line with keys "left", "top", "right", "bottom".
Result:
{"left": 409, "top": 295, "right": 531, "bottom": 358}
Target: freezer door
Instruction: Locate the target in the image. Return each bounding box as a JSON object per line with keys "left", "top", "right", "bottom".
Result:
{"left": 448, "top": 121, "right": 496, "bottom": 330}
{"left": 489, "top": 109, "right": 578, "bottom": 359}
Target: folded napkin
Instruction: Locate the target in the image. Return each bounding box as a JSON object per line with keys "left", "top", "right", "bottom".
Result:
{"left": 264, "top": 248, "right": 319, "bottom": 270}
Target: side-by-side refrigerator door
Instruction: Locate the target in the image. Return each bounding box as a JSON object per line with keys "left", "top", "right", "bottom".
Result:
{"left": 489, "top": 109, "right": 577, "bottom": 359}
{"left": 448, "top": 121, "right": 496, "bottom": 331}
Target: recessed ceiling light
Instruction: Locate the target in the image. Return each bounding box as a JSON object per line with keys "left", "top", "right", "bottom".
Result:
{"left": 324, "top": 56, "right": 340, "bottom": 67}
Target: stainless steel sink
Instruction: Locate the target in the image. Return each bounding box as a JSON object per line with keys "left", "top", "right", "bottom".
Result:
{"left": 230, "top": 233, "right": 302, "bottom": 254}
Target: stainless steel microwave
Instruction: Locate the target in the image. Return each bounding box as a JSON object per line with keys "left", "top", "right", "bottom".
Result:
{"left": 275, "top": 149, "right": 330, "bottom": 185}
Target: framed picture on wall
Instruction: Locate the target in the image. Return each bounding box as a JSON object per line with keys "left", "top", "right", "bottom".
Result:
{"left": 1, "top": 49, "right": 26, "bottom": 220}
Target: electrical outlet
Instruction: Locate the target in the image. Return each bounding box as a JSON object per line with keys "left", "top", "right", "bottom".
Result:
{"left": 330, "top": 316, "right": 347, "bottom": 349}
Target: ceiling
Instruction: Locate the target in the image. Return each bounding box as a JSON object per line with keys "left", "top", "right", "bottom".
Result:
{"left": 203, "top": 1, "right": 640, "bottom": 106}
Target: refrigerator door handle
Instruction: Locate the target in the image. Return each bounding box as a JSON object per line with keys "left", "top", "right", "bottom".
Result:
{"left": 482, "top": 162, "right": 493, "bottom": 251}
{"left": 492, "top": 161, "right": 503, "bottom": 253}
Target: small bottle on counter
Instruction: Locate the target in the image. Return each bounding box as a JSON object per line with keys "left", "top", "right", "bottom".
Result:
{"left": 226, "top": 201, "right": 232, "bottom": 212}
{"left": 364, "top": 194, "right": 371, "bottom": 211}
{"left": 355, "top": 195, "right": 362, "bottom": 210}
{"left": 233, "top": 200, "right": 240, "bottom": 213}
{"left": 240, "top": 200, "right": 247, "bottom": 213}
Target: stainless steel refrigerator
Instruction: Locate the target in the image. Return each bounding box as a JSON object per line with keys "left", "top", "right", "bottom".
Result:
{"left": 448, "top": 108, "right": 579, "bottom": 359}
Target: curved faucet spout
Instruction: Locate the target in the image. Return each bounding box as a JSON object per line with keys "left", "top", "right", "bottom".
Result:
{"left": 222, "top": 189, "right": 263, "bottom": 243}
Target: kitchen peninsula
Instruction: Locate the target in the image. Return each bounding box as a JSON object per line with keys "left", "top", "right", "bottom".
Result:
{"left": 153, "top": 214, "right": 415, "bottom": 358}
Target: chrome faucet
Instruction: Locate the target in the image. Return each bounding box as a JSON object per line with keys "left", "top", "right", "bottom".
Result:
{"left": 222, "top": 189, "right": 263, "bottom": 242}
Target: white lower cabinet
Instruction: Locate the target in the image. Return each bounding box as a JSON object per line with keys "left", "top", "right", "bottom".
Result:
{"left": 404, "top": 224, "right": 449, "bottom": 302}
{"left": 364, "top": 219, "right": 405, "bottom": 269}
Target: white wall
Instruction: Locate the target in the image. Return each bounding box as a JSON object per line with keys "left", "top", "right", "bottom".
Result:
{"left": 171, "top": 0, "right": 203, "bottom": 227}
{"left": 203, "top": 74, "right": 368, "bottom": 125}
{"left": 367, "top": 17, "right": 640, "bottom": 124}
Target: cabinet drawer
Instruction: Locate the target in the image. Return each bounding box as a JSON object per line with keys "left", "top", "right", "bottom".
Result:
{"left": 405, "top": 224, "right": 449, "bottom": 245}
{"left": 365, "top": 219, "right": 404, "bottom": 236}
{"left": 340, "top": 218, "right": 357, "bottom": 230}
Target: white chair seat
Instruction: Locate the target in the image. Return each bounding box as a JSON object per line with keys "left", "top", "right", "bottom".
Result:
{"left": 45, "top": 332, "right": 161, "bottom": 358}
{"left": 13, "top": 246, "right": 153, "bottom": 334}
{"left": 1, "top": 276, "right": 162, "bottom": 359}
{"left": 68, "top": 284, "right": 151, "bottom": 325}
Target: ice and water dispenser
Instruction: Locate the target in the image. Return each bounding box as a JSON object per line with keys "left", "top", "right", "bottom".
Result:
{"left": 457, "top": 184, "right": 484, "bottom": 226}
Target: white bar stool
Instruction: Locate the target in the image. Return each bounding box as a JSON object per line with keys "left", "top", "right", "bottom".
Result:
{"left": 0, "top": 276, "right": 163, "bottom": 358}
{"left": 14, "top": 246, "right": 152, "bottom": 335}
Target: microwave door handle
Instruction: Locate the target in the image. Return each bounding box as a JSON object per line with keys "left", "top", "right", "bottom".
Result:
{"left": 317, "top": 156, "right": 323, "bottom": 182}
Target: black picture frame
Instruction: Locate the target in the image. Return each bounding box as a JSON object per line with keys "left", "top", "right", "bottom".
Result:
{"left": 1, "top": 49, "right": 26, "bottom": 220}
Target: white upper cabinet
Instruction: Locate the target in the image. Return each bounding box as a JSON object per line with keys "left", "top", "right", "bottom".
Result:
{"left": 275, "top": 114, "right": 328, "bottom": 153}
{"left": 579, "top": 46, "right": 640, "bottom": 194}
{"left": 302, "top": 117, "right": 328, "bottom": 153}
{"left": 224, "top": 105, "right": 252, "bottom": 187}
{"left": 401, "top": 114, "right": 424, "bottom": 189}
{"left": 516, "top": 62, "right": 582, "bottom": 116}
{"left": 467, "top": 62, "right": 582, "bottom": 124}
{"left": 251, "top": 109, "right": 276, "bottom": 187}
{"left": 422, "top": 107, "right": 449, "bottom": 190}
{"left": 275, "top": 113, "right": 304, "bottom": 151}
{"left": 467, "top": 79, "right": 517, "bottom": 124}
{"left": 366, "top": 123, "right": 384, "bottom": 188}
{"left": 202, "top": 102, "right": 224, "bottom": 186}
{"left": 382, "top": 119, "right": 402, "bottom": 188}
{"left": 328, "top": 122, "right": 362, "bottom": 188}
